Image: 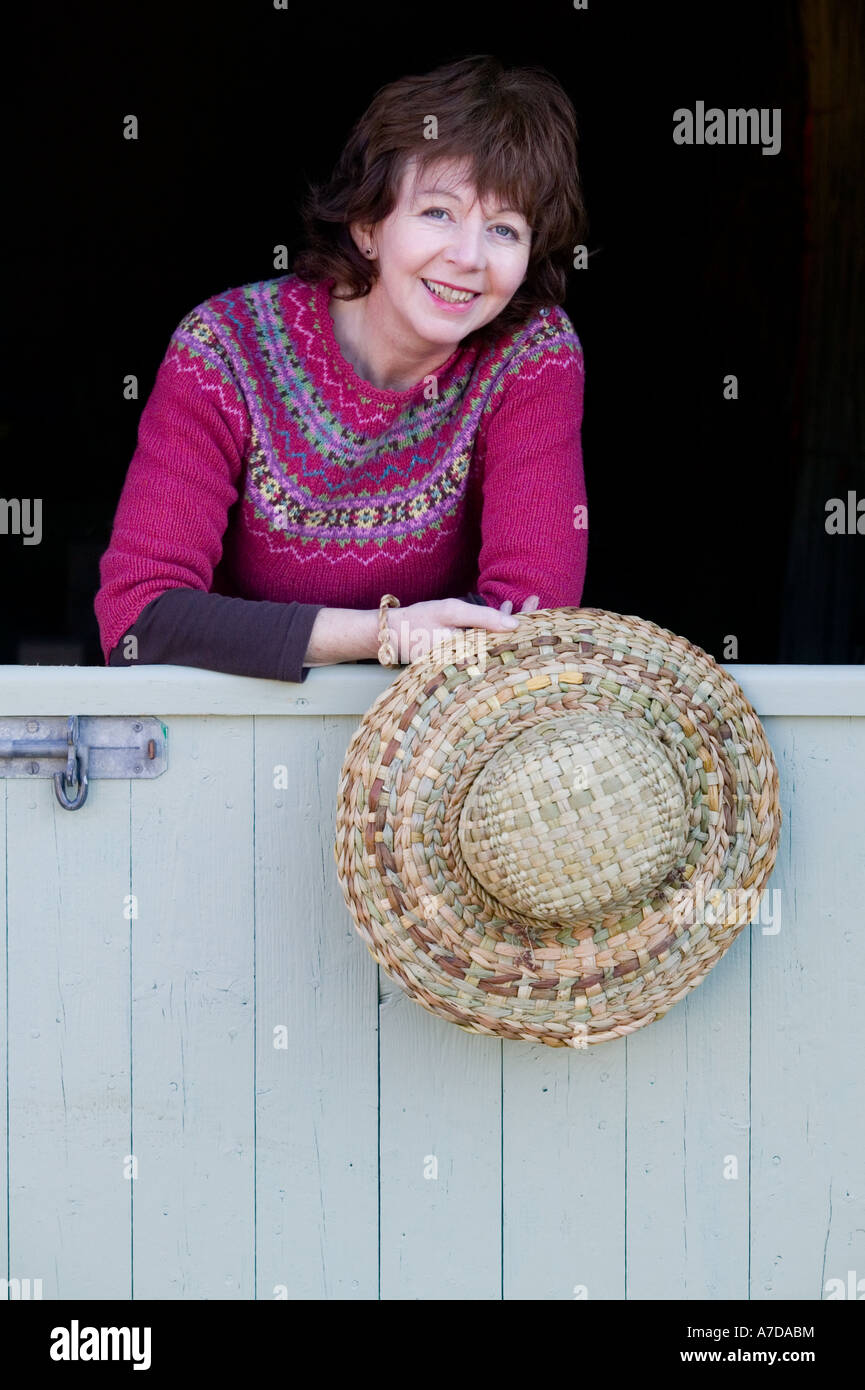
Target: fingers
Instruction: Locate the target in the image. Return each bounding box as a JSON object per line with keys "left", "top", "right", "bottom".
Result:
{"left": 447, "top": 596, "right": 541, "bottom": 630}
{"left": 499, "top": 595, "right": 540, "bottom": 614}
{"left": 447, "top": 599, "right": 515, "bottom": 629}
{"left": 473, "top": 610, "right": 519, "bottom": 630}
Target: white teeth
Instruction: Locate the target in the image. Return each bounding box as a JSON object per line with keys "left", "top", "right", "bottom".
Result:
{"left": 423, "top": 279, "right": 478, "bottom": 304}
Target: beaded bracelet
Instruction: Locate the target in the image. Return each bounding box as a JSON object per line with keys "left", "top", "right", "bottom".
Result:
{"left": 377, "top": 594, "right": 401, "bottom": 666}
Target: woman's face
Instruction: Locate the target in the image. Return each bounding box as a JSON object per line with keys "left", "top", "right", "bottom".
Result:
{"left": 359, "top": 156, "right": 532, "bottom": 349}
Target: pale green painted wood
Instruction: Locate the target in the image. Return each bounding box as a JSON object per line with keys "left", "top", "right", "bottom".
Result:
{"left": 6, "top": 775, "right": 132, "bottom": 1298}
{"left": 624, "top": 939, "right": 751, "bottom": 1300}
{"left": 624, "top": 1004, "right": 689, "bottom": 1296}
{"left": 379, "top": 981, "right": 502, "bottom": 1299}
{"left": 503, "top": 1040, "right": 627, "bottom": 1301}
{"left": 3, "top": 664, "right": 863, "bottom": 718}
{"left": 0, "top": 785, "right": 8, "bottom": 1292}
{"left": 129, "top": 717, "right": 255, "bottom": 1298}
{"left": 1, "top": 670, "right": 864, "bottom": 1302}
{"left": 678, "top": 941, "right": 750, "bottom": 1300}
{"left": 253, "top": 715, "right": 378, "bottom": 1300}
{"left": 750, "top": 717, "right": 865, "bottom": 1300}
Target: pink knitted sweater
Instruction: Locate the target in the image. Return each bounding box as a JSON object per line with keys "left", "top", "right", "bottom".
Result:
{"left": 95, "top": 273, "right": 588, "bottom": 676}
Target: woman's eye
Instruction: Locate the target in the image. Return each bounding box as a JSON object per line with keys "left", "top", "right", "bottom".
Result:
{"left": 422, "top": 208, "right": 520, "bottom": 240}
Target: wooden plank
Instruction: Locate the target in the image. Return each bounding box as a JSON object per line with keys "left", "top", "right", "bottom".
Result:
{"left": 624, "top": 1002, "right": 688, "bottom": 1297}
{"left": 5, "top": 774, "right": 131, "bottom": 1299}
{"left": 379, "top": 982, "right": 502, "bottom": 1299}
{"left": 679, "top": 937, "right": 751, "bottom": 1299}
{"left": 624, "top": 922, "right": 751, "bottom": 1299}
{"left": 2, "top": 664, "right": 864, "bottom": 718}
{"left": 253, "top": 715, "right": 378, "bottom": 1299}
{"left": 130, "top": 716, "right": 255, "bottom": 1298}
{"left": 750, "top": 716, "right": 865, "bottom": 1299}
{"left": 503, "top": 1038, "right": 627, "bottom": 1301}
{"left": 0, "top": 663, "right": 398, "bottom": 716}
{"left": 0, "top": 784, "right": 7, "bottom": 1294}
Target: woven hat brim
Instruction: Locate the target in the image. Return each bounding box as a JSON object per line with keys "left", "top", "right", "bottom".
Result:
{"left": 334, "top": 608, "right": 781, "bottom": 1048}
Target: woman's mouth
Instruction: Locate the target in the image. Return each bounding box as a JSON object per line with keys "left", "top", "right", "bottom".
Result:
{"left": 421, "top": 278, "right": 481, "bottom": 310}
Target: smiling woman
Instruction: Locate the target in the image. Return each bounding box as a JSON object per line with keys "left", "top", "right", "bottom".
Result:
{"left": 95, "top": 54, "right": 590, "bottom": 683}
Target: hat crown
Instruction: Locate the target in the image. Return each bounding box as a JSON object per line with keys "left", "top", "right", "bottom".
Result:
{"left": 458, "top": 713, "right": 689, "bottom": 925}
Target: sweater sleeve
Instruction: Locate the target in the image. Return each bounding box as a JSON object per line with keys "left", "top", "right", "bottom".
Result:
{"left": 107, "top": 589, "right": 484, "bottom": 680}
{"left": 95, "top": 318, "right": 323, "bottom": 683}
{"left": 473, "top": 340, "right": 588, "bottom": 610}
{"left": 107, "top": 589, "right": 324, "bottom": 684}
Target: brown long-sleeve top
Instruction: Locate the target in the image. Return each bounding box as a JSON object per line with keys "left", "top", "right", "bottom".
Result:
{"left": 107, "top": 588, "right": 490, "bottom": 682}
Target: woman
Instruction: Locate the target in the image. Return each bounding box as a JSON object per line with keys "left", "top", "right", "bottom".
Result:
{"left": 94, "top": 54, "right": 589, "bottom": 682}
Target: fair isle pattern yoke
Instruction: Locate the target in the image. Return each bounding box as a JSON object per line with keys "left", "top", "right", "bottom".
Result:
{"left": 175, "top": 275, "right": 582, "bottom": 550}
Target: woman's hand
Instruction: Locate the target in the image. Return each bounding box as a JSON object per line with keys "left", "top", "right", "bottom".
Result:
{"left": 383, "top": 594, "right": 541, "bottom": 664}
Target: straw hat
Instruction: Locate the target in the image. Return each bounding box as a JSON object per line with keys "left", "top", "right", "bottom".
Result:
{"left": 333, "top": 608, "right": 781, "bottom": 1048}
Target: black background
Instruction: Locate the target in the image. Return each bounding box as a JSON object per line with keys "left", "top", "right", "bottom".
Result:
{"left": 2, "top": 0, "right": 861, "bottom": 665}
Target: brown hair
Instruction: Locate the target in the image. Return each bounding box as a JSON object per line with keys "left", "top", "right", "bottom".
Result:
{"left": 292, "top": 54, "right": 590, "bottom": 349}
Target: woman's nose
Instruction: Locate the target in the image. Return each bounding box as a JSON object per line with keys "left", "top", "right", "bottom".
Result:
{"left": 443, "top": 220, "right": 486, "bottom": 268}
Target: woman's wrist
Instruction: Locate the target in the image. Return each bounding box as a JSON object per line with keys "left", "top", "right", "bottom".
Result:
{"left": 304, "top": 606, "right": 382, "bottom": 666}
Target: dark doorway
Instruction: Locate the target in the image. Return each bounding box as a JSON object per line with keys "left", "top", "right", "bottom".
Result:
{"left": 2, "top": 0, "right": 862, "bottom": 665}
